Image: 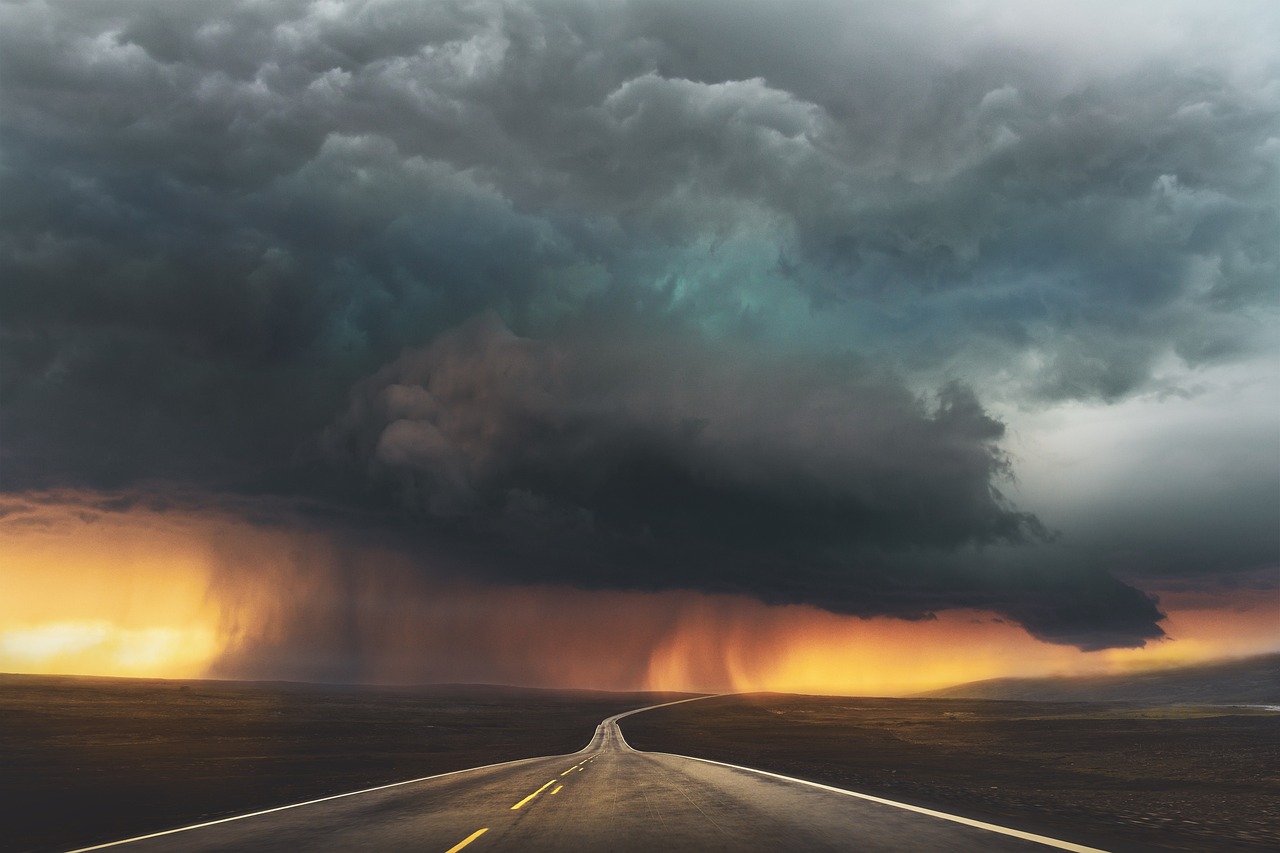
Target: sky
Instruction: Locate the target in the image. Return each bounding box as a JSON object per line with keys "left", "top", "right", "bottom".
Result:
{"left": 1, "top": 0, "right": 1277, "bottom": 693}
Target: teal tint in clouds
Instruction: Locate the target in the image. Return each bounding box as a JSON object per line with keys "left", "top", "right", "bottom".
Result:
{"left": 0, "top": 0, "right": 1275, "bottom": 650}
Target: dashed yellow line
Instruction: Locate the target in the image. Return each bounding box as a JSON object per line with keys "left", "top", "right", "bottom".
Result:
{"left": 444, "top": 827, "right": 488, "bottom": 853}
{"left": 551, "top": 785, "right": 563, "bottom": 795}
{"left": 511, "top": 779, "right": 557, "bottom": 810}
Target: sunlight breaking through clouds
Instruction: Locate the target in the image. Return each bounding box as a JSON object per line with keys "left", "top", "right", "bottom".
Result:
{"left": 0, "top": 621, "right": 220, "bottom": 677}
{"left": 0, "top": 0, "right": 1275, "bottom": 686}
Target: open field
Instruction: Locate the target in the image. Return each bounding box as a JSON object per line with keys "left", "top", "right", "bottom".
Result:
{"left": 8, "top": 676, "right": 1278, "bottom": 853}
{"left": 0, "top": 674, "right": 690, "bottom": 853}
{"left": 922, "top": 653, "right": 1280, "bottom": 704}
{"left": 621, "top": 694, "right": 1280, "bottom": 853}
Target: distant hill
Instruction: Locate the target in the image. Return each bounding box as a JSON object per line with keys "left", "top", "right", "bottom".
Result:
{"left": 919, "top": 653, "right": 1280, "bottom": 704}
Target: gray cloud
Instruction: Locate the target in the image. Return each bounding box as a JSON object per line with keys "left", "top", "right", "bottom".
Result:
{"left": 312, "top": 313, "right": 1171, "bottom": 649}
{"left": 1, "top": 0, "right": 1273, "bottom": 650}
{"left": 323, "top": 313, "right": 1040, "bottom": 546}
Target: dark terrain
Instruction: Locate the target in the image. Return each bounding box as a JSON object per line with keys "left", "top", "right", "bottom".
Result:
{"left": 7, "top": 671, "right": 1278, "bottom": 853}
{"left": 920, "top": 653, "right": 1280, "bottom": 704}
{"left": 621, "top": 693, "right": 1280, "bottom": 853}
{"left": 0, "top": 674, "right": 689, "bottom": 853}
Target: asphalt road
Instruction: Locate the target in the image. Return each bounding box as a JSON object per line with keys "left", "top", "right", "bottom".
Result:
{"left": 70, "top": 699, "right": 1105, "bottom": 853}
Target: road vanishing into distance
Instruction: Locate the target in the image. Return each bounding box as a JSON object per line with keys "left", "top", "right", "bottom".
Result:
{"left": 69, "top": 698, "right": 1105, "bottom": 853}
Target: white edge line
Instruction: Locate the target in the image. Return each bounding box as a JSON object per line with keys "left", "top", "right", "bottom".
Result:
{"left": 607, "top": 693, "right": 720, "bottom": 725}
{"left": 63, "top": 753, "right": 551, "bottom": 852}
{"left": 613, "top": 715, "right": 1109, "bottom": 853}
{"left": 61, "top": 695, "right": 713, "bottom": 853}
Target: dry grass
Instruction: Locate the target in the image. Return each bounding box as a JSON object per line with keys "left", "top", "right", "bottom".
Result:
{"left": 621, "top": 694, "right": 1280, "bottom": 853}
{"left": 0, "top": 674, "right": 685, "bottom": 853}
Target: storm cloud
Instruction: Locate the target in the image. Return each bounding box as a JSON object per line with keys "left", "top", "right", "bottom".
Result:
{"left": 1, "top": 0, "right": 1275, "bottom": 651}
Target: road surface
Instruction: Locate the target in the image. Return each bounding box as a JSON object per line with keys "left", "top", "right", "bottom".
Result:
{"left": 70, "top": 698, "right": 1105, "bottom": 853}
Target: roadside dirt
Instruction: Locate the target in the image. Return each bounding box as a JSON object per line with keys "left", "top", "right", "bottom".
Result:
{"left": 621, "top": 693, "right": 1280, "bottom": 853}
{"left": 0, "top": 674, "right": 686, "bottom": 853}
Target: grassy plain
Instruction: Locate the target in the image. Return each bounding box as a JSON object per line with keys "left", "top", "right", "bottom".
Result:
{"left": 0, "top": 674, "right": 686, "bottom": 853}
{"left": 923, "top": 653, "right": 1280, "bottom": 705}
{"left": 621, "top": 693, "right": 1280, "bottom": 853}
{"left": 9, "top": 676, "right": 1276, "bottom": 853}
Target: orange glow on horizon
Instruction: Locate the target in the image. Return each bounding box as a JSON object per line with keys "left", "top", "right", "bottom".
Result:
{"left": 2, "top": 493, "right": 1276, "bottom": 694}
{"left": 637, "top": 591, "right": 1280, "bottom": 694}
{"left": 0, "top": 504, "right": 226, "bottom": 678}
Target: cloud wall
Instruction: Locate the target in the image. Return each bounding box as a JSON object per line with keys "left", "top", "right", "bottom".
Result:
{"left": 2, "top": 0, "right": 1275, "bottom": 657}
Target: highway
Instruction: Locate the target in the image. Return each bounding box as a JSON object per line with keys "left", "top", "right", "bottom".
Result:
{"left": 69, "top": 698, "right": 1106, "bottom": 853}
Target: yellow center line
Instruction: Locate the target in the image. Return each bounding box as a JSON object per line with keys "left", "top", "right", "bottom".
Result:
{"left": 560, "top": 767, "right": 575, "bottom": 776}
{"left": 550, "top": 785, "right": 563, "bottom": 795}
{"left": 511, "top": 779, "right": 557, "bottom": 810}
{"left": 444, "top": 827, "right": 488, "bottom": 853}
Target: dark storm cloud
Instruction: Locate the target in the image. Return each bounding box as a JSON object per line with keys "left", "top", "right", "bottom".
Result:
{"left": 2, "top": 0, "right": 1273, "bottom": 649}
{"left": 313, "top": 312, "right": 1170, "bottom": 650}
{"left": 322, "top": 313, "right": 1039, "bottom": 551}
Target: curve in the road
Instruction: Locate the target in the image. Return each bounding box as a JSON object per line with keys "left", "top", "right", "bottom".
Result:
{"left": 605, "top": 698, "right": 1105, "bottom": 853}
{"left": 64, "top": 695, "right": 1110, "bottom": 853}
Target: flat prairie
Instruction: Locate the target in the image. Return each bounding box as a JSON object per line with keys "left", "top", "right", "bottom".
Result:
{"left": 0, "top": 674, "right": 689, "bottom": 853}
{"left": 620, "top": 693, "right": 1280, "bottom": 853}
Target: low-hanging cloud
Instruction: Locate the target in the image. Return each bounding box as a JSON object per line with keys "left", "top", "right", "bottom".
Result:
{"left": 315, "top": 313, "right": 1165, "bottom": 649}
{"left": 1, "top": 0, "right": 1271, "bottom": 653}
{"left": 325, "top": 314, "right": 1039, "bottom": 548}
